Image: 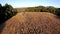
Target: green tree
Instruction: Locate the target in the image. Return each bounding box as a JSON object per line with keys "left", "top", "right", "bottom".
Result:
{"left": 56, "top": 8, "right": 60, "bottom": 16}
{"left": 0, "top": 3, "right": 17, "bottom": 24}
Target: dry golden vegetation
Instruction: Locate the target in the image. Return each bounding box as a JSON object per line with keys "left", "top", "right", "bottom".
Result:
{"left": 16, "top": 8, "right": 26, "bottom": 12}
{"left": 1, "top": 12, "right": 60, "bottom": 34}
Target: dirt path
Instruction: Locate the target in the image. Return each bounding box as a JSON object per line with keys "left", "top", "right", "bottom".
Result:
{"left": 1, "top": 12, "right": 60, "bottom": 34}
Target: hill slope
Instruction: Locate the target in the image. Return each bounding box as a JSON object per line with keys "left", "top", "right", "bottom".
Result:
{"left": 1, "top": 12, "right": 60, "bottom": 34}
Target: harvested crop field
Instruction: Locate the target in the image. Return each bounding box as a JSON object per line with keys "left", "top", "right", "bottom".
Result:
{"left": 1, "top": 12, "right": 60, "bottom": 34}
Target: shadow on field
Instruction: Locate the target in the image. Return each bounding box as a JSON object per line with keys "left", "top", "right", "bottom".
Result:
{"left": 55, "top": 15, "right": 60, "bottom": 19}
{"left": 0, "top": 18, "right": 9, "bottom": 34}
{"left": 0, "top": 23, "right": 5, "bottom": 34}
{"left": 0, "top": 14, "right": 17, "bottom": 34}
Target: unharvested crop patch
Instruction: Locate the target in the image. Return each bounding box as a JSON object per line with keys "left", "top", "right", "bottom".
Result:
{"left": 1, "top": 12, "right": 60, "bottom": 34}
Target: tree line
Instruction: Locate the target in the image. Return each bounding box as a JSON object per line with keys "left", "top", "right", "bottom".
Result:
{"left": 0, "top": 3, "right": 17, "bottom": 24}
{"left": 25, "top": 6, "right": 60, "bottom": 16}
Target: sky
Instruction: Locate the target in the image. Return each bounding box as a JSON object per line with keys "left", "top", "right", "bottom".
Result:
{"left": 0, "top": 0, "right": 60, "bottom": 8}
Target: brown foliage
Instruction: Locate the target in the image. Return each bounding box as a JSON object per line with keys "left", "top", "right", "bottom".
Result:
{"left": 1, "top": 12, "right": 60, "bottom": 34}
